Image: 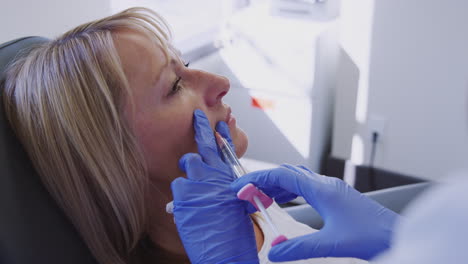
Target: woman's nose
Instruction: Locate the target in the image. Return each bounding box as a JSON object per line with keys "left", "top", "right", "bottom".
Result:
{"left": 202, "top": 72, "right": 230, "bottom": 107}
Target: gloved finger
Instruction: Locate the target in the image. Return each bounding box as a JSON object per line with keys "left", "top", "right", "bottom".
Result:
{"left": 170, "top": 176, "right": 190, "bottom": 202}
{"left": 178, "top": 153, "right": 207, "bottom": 181}
{"left": 280, "top": 164, "right": 330, "bottom": 186}
{"left": 260, "top": 187, "right": 298, "bottom": 204}
{"left": 230, "top": 167, "right": 305, "bottom": 197}
{"left": 171, "top": 177, "right": 219, "bottom": 208}
{"left": 273, "top": 192, "right": 298, "bottom": 204}
{"left": 193, "top": 109, "right": 219, "bottom": 165}
{"left": 297, "top": 165, "right": 314, "bottom": 173}
{"left": 244, "top": 200, "right": 258, "bottom": 214}
{"left": 215, "top": 121, "right": 236, "bottom": 153}
{"left": 268, "top": 231, "right": 334, "bottom": 262}
{"left": 179, "top": 152, "right": 234, "bottom": 182}
{"left": 281, "top": 164, "right": 316, "bottom": 176}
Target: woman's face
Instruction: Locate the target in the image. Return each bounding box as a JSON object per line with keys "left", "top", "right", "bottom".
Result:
{"left": 114, "top": 30, "right": 248, "bottom": 184}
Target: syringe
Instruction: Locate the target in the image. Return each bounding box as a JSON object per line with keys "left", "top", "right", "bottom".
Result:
{"left": 215, "top": 132, "right": 287, "bottom": 246}
{"left": 216, "top": 133, "right": 247, "bottom": 178}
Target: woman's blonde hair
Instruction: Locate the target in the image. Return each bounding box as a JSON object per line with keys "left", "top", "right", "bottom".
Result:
{"left": 3, "top": 7, "right": 172, "bottom": 264}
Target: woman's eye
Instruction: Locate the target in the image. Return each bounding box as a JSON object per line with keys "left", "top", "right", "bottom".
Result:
{"left": 169, "top": 76, "right": 182, "bottom": 96}
{"left": 168, "top": 62, "right": 189, "bottom": 96}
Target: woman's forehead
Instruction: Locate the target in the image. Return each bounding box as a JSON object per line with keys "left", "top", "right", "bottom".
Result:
{"left": 114, "top": 31, "right": 182, "bottom": 71}
{"left": 113, "top": 31, "right": 170, "bottom": 86}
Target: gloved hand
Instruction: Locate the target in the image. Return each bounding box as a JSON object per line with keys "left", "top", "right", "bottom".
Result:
{"left": 231, "top": 164, "right": 400, "bottom": 262}
{"left": 171, "top": 109, "right": 259, "bottom": 264}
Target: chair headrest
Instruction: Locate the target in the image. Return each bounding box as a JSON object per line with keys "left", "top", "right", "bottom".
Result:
{"left": 0, "top": 37, "right": 97, "bottom": 264}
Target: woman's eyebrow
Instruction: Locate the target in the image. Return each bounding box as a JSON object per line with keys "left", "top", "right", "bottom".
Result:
{"left": 150, "top": 59, "right": 173, "bottom": 88}
{"left": 169, "top": 47, "right": 184, "bottom": 65}
{"left": 151, "top": 55, "right": 182, "bottom": 89}
{"left": 150, "top": 58, "right": 178, "bottom": 93}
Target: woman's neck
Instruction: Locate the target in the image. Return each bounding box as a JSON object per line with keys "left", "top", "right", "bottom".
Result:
{"left": 252, "top": 217, "right": 265, "bottom": 251}
{"left": 146, "top": 181, "right": 187, "bottom": 258}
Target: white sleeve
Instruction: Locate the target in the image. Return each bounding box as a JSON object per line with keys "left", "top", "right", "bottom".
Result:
{"left": 372, "top": 173, "right": 468, "bottom": 264}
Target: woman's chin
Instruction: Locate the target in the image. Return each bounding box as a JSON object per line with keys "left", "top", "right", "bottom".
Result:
{"left": 234, "top": 127, "right": 248, "bottom": 158}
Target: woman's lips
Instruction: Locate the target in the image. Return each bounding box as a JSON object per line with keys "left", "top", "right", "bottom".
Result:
{"left": 225, "top": 107, "right": 235, "bottom": 128}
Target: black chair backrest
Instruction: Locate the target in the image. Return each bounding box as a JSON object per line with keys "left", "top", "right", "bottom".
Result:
{"left": 0, "top": 37, "right": 97, "bottom": 264}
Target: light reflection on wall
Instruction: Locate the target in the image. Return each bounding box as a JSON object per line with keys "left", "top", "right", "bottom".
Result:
{"left": 350, "top": 134, "right": 364, "bottom": 165}
{"left": 340, "top": 0, "right": 376, "bottom": 166}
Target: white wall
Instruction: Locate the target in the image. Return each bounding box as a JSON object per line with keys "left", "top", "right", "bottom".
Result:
{"left": 0, "top": 0, "right": 111, "bottom": 43}
{"left": 0, "top": 0, "right": 235, "bottom": 56}
{"left": 333, "top": 0, "right": 468, "bottom": 181}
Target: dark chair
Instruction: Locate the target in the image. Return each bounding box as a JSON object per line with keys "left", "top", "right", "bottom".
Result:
{"left": 0, "top": 37, "right": 98, "bottom": 264}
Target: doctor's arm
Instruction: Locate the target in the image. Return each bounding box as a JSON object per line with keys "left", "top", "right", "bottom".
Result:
{"left": 231, "top": 165, "right": 400, "bottom": 262}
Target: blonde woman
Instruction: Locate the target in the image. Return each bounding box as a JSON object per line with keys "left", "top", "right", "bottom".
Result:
{"left": 3, "top": 7, "right": 366, "bottom": 264}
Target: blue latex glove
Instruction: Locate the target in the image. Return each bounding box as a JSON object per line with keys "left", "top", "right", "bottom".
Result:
{"left": 231, "top": 164, "right": 400, "bottom": 262}
{"left": 171, "top": 109, "right": 259, "bottom": 264}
